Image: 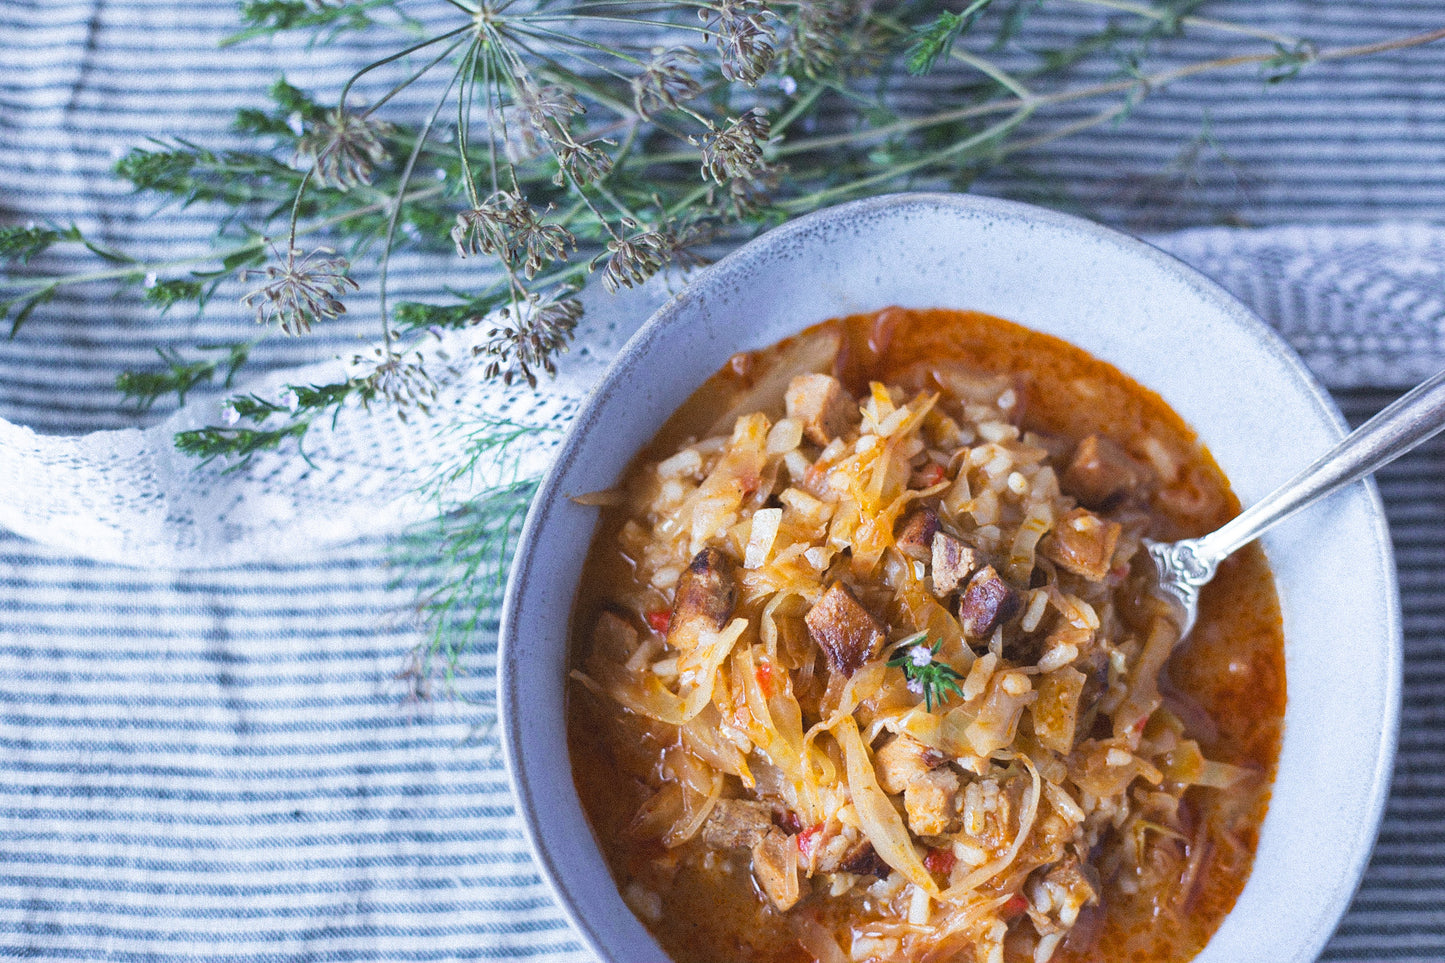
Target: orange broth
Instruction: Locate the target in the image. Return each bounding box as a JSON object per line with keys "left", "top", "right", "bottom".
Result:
{"left": 568, "top": 307, "right": 1285, "bottom": 963}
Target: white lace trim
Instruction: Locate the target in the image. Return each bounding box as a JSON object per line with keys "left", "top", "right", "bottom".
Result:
{"left": 2, "top": 223, "right": 1441, "bottom": 568}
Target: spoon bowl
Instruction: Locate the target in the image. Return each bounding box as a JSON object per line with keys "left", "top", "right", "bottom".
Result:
{"left": 1149, "top": 364, "right": 1445, "bottom": 637}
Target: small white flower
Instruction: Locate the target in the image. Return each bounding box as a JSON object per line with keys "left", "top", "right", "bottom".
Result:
{"left": 907, "top": 678, "right": 924, "bottom": 695}
{"left": 909, "top": 644, "right": 933, "bottom": 668}
{"left": 435, "top": 167, "right": 448, "bottom": 181}
{"left": 143, "top": 272, "right": 158, "bottom": 289}
{"left": 278, "top": 387, "right": 299, "bottom": 412}
{"left": 219, "top": 403, "right": 240, "bottom": 427}
{"left": 779, "top": 75, "right": 798, "bottom": 96}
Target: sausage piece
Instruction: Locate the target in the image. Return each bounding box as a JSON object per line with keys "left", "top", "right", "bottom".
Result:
{"left": 667, "top": 547, "right": 738, "bottom": 650}
{"left": 1062, "top": 434, "right": 1151, "bottom": 511}
{"left": 894, "top": 506, "right": 941, "bottom": 562}
{"left": 1042, "top": 508, "right": 1121, "bottom": 582}
{"left": 904, "top": 767, "right": 964, "bottom": 837}
{"left": 805, "top": 582, "right": 886, "bottom": 676}
{"left": 700, "top": 798, "right": 774, "bottom": 850}
{"left": 873, "top": 733, "right": 946, "bottom": 795}
{"left": 958, "top": 565, "right": 1022, "bottom": 640}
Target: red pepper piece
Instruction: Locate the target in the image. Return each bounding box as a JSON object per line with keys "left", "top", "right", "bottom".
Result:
{"left": 755, "top": 661, "right": 778, "bottom": 698}
{"left": 918, "top": 463, "right": 946, "bottom": 487}
{"left": 796, "top": 823, "right": 825, "bottom": 858}
{"left": 923, "top": 848, "right": 956, "bottom": 876}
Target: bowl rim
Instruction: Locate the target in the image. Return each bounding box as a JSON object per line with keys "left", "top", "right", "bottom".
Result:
{"left": 499, "top": 190, "right": 1402, "bottom": 963}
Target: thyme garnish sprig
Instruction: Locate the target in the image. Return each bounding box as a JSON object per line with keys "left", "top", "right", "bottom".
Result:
{"left": 887, "top": 631, "right": 967, "bottom": 712}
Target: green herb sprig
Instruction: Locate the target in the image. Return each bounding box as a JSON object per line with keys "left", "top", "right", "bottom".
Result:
{"left": 7, "top": 2, "right": 1442, "bottom": 450}
{"left": 887, "top": 631, "right": 967, "bottom": 712}
{"left": 4, "top": 2, "right": 1445, "bottom": 688}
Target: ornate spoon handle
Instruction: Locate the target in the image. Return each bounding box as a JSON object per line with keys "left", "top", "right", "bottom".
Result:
{"left": 1148, "top": 365, "right": 1445, "bottom": 633}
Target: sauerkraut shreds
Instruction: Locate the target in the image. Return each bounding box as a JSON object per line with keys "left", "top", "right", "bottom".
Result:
{"left": 568, "top": 308, "right": 1284, "bottom": 963}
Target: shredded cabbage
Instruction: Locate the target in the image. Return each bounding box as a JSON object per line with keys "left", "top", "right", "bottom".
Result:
{"left": 574, "top": 345, "right": 1268, "bottom": 963}
{"left": 837, "top": 716, "right": 939, "bottom": 895}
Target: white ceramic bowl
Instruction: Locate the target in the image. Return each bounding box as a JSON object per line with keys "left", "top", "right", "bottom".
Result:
{"left": 500, "top": 193, "right": 1401, "bottom": 963}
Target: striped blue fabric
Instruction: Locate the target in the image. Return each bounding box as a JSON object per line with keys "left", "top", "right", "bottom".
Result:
{"left": 4, "top": 2, "right": 1445, "bottom": 961}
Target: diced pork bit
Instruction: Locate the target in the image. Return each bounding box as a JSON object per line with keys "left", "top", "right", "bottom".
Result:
{"left": 894, "top": 506, "right": 941, "bottom": 562}
{"left": 751, "top": 827, "right": 802, "bottom": 911}
{"left": 591, "top": 610, "right": 639, "bottom": 662}
{"left": 805, "top": 581, "right": 886, "bottom": 676}
{"left": 905, "top": 767, "right": 964, "bottom": 837}
{"left": 667, "top": 547, "right": 738, "bottom": 650}
{"left": 958, "top": 565, "right": 1023, "bottom": 640}
{"left": 1042, "top": 508, "right": 1122, "bottom": 582}
{"left": 1061, "top": 434, "right": 1151, "bottom": 511}
{"left": 785, "top": 373, "right": 857, "bottom": 446}
{"left": 873, "top": 734, "right": 946, "bottom": 795}
{"left": 931, "top": 531, "right": 980, "bottom": 597}
{"left": 700, "top": 798, "right": 775, "bottom": 850}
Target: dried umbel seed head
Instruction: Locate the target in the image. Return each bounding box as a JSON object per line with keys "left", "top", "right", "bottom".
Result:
{"left": 451, "top": 192, "right": 575, "bottom": 279}
{"left": 780, "top": 0, "right": 857, "bottom": 77}
{"left": 475, "top": 294, "right": 582, "bottom": 388}
{"left": 352, "top": 349, "right": 439, "bottom": 417}
{"left": 240, "top": 246, "right": 358, "bottom": 336}
{"left": 296, "top": 109, "right": 395, "bottom": 189}
{"left": 595, "top": 221, "right": 669, "bottom": 294}
{"left": 701, "top": 0, "right": 777, "bottom": 86}
{"left": 515, "top": 81, "right": 584, "bottom": 133}
{"left": 695, "top": 107, "right": 773, "bottom": 185}
{"left": 552, "top": 138, "right": 615, "bottom": 186}
{"left": 632, "top": 46, "right": 703, "bottom": 118}
{"left": 505, "top": 80, "right": 613, "bottom": 186}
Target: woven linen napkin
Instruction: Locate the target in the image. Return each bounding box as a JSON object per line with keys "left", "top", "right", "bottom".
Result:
{"left": 5, "top": 1, "right": 1445, "bottom": 961}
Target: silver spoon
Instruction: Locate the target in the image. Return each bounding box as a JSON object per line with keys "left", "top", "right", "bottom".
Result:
{"left": 1146, "top": 366, "right": 1445, "bottom": 636}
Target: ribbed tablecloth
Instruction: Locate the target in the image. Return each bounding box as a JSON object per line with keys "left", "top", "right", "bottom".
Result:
{"left": 4, "top": 2, "right": 1445, "bottom": 960}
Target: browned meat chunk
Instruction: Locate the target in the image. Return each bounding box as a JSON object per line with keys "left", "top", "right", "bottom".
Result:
{"left": 905, "top": 767, "right": 964, "bottom": 837}
{"left": 751, "top": 827, "right": 802, "bottom": 911}
{"left": 1042, "top": 508, "right": 1121, "bottom": 582}
{"left": 700, "top": 798, "right": 774, "bottom": 850}
{"left": 959, "top": 565, "right": 1022, "bottom": 640}
{"left": 1061, "top": 434, "right": 1151, "bottom": 511}
{"left": 802, "top": 824, "right": 888, "bottom": 878}
{"left": 785, "top": 373, "right": 856, "bottom": 446}
{"left": 667, "top": 547, "right": 737, "bottom": 650}
{"left": 873, "top": 734, "right": 945, "bottom": 795}
{"left": 837, "top": 839, "right": 889, "bottom": 878}
{"left": 931, "top": 531, "right": 979, "bottom": 596}
{"left": 894, "top": 506, "right": 940, "bottom": 562}
{"left": 805, "top": 582, "right": 885, "bottom": 676}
